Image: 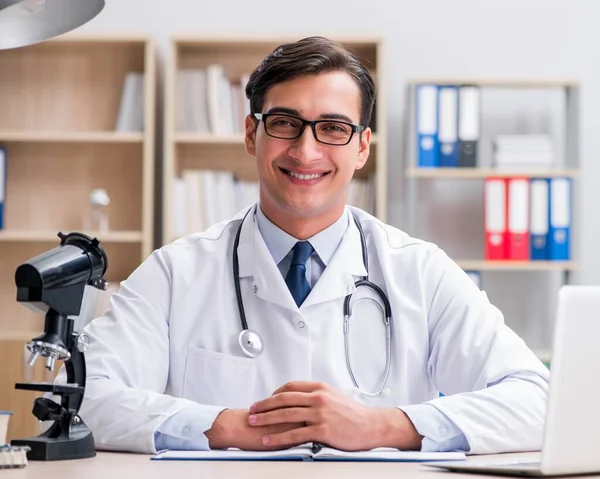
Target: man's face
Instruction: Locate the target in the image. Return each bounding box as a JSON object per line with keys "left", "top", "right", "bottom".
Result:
{"left": 245, "top": 71, "right": 371, "bottom": 227}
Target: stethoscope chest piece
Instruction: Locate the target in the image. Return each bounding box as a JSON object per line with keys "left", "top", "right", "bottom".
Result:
{"left": 239, "top": 329, "right": 263, "bottom": 358}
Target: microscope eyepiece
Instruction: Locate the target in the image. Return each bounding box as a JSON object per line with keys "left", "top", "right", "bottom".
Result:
{"left": 15, "top": 231, "right": 108, "bottom": 315}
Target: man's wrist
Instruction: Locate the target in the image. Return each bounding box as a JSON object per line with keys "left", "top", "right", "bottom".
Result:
{"left": 372, "top": 407, "right": 423, "bottom": 450}
{"left": 205, "top": 408, "right": 240, "bottom": 449}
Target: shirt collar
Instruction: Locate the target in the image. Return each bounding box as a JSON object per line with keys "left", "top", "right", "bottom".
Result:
{"left": 255, "top": 204, "right": 350, "bottom": 266}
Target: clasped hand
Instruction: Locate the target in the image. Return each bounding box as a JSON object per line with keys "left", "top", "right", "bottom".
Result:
{"left": 240, "top": 381, "right": 420, "bottom": 451}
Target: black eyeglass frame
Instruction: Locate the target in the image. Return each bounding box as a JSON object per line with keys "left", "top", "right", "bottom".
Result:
{"left": 253, "top": 112, "right": 366, "bottom": 146}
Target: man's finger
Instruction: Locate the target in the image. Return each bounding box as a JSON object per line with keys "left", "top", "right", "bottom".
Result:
{"left": 262, "top": 424, "right": 322, "bottom": 449}
{"left": 271, "top": 381, "right": 328, "bottom": 396}
{"left": 249, "top": 407, "right": 314, "bottom": 427}
{"left": 250, "top": 391, "right": 313, "bottom": 413}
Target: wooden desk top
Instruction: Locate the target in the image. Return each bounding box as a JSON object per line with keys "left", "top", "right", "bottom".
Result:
{"left": 1, "top": 451, "right": 549, "bottom": 479}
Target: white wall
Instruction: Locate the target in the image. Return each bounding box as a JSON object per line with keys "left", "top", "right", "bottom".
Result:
{"left": 77, "top": 0, "right": 599, "bottom": 350}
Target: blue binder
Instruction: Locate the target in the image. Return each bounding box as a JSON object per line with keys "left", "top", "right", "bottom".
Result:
{"left": 437, "top": 85, "right": 459, "bottom": 167}
{"left": 0, "top": 147, "right": 5, "bottom": 230}
{"left": 530, "top": 178, "right": 550, "bottom": 260}
{"left": 548, "top": 177, "right": 571, "bottom": 261}
{"left": 416, "top": 84, "right": 439, "bottom": 167}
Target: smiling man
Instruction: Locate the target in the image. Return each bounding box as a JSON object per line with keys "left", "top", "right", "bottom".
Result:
{"left": 65, "top": 36, "right": 549, "bottom": 456}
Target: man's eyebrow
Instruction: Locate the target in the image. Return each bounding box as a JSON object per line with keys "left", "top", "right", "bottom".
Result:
{"left": 265, "top": 106, "right": 300, "bottom": 116}
{"left": 317, "top": 113, "right": 355, "bottom": 124}
{"left": 265, "top": 107, "right": 356, "bottom": 124}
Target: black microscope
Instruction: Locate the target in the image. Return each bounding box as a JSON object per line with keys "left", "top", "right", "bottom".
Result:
{"left": 10, "top": 232, "right": 108, "bottom": 461}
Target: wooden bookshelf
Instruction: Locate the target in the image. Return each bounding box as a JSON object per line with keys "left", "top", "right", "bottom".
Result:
{"left": 0, "top": 35, "right": 156, "bottom": 442}
{"left": 406, "top": 168, "right": 579, "bottom": 179}
{"left": 456, "top": 260, "right": 579, "bottom": 271}
{"left": 162, "top": 35, "right": 387, "bottom": 244}
{"left": 403, "top": 78, "right": 580, "bottom": 368}
{"left": 0, "top": 131, "right": 144, "bottom": 143}
{"left": 407, "top": 78, "right": 579, "bottom": 88}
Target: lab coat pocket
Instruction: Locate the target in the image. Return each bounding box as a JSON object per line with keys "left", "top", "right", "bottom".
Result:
{"left": 182, "top": 345, "right": 257, "bottom": 408}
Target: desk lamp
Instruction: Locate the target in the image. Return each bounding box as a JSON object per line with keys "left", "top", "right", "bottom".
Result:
{"left": 0, "top": 0, "right": 104, "bottom": 50}
{"left": 10, "top": 233, "right": 109, "bottom": 460}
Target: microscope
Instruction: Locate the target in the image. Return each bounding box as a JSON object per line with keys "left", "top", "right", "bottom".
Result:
{"left": 10, "top": 232, "right": 108, "bottom": 461}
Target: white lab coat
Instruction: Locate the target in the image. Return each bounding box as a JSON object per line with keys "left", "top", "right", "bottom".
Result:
{"left": 57, "top": 206, "right": 549, "bottom": 455}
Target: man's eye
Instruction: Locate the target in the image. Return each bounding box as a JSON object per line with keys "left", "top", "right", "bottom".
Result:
{"left": 321, "top": 123, "right": 349, "bottom": 133}
{"left": 271, "top": 119, "right": 294, "bottom": 126}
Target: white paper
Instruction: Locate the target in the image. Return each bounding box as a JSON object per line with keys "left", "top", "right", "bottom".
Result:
{"left": 153, "top": 444, "right": 465, "bottom": 462}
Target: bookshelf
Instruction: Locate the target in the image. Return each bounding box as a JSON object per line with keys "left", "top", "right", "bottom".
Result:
{"left": 403, "top": 78, "right": 580, "bottom": 364}
{"left": 455, "top": 260, "right": 578, "bottom": 272}
{"left": 0, "top": 35, "right": 156, "bottom": 442}
{"left": 162, "top": 35, "right": 386, "bottom": 245}
{"left": 406, "top": 168, "right": 579, "bottom": 179}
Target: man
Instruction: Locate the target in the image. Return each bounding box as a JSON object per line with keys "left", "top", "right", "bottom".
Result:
{"left": 64, "top": 36, "right": 549, "bottom": 455}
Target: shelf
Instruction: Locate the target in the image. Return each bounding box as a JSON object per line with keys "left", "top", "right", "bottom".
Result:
{"left": 174, "top": 133, "right": 378, "bottom": 145}
{"left": 0, "top": 131, "right": 144, "bottom": 143}
{"left": 457, "top": 260, "right": 578, "bottom": 271}
{"left": 406, "top": 168, "right": 579, "bottom": 179}
{"left": 174, "top": 133, "right": 245, "bottom": 144}
{"left": 407, "top": 78, "right": 579, "bottom": 88}
{"left": 0, "top": 230, "right": 143, "bottom": 243}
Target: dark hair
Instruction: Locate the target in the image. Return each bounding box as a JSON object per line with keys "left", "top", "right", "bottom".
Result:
{"left": 245, "top": 36, "right": 376, "bottom": 127}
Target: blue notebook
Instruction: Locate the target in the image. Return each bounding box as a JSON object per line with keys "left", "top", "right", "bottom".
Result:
{"left": 151, "top": 444, "right": 465, "bottom": 462}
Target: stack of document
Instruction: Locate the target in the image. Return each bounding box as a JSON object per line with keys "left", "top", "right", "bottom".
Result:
{"left": 152, "top": 444, "right": 465, "bottom": 462}
{"left": 0, "top": 411, "right": 29, "bottom": 469}
{"left": 492, "top": 135, "right": 554, "bottom": 169}
{"left": 176, "top": 66, "right": 250, "bottom": 135}
{"left": 115, "top": 72, "right": 145, "bottom": 132}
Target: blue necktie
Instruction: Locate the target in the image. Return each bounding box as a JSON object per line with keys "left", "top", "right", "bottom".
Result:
{"left": 285, "top": 241, "right": 314, "bottom": 307}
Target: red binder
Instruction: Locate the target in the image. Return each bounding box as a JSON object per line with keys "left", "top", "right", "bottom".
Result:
{"left": 506, "top": 178, "right": 530, "bottom": 260}
{"left": 484, "top": 178, "right": 507, "bottom": 260}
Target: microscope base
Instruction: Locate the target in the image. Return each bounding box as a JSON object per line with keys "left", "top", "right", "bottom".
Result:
{"left": 11, "top": 425, "right": 96, "bottom": 461}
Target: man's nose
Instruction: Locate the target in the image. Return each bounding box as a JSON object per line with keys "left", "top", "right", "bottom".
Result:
{"left": 288, "top": 126, "right": 324, "bottom": 162}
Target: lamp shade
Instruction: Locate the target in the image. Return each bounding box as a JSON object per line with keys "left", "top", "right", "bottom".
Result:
{"left": 0, "top": 0, "right": 104, "bottom": 50}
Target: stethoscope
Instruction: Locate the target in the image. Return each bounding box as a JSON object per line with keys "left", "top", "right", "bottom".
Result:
{"left": 232, "top": 206, "right": 393, "bottom": 397}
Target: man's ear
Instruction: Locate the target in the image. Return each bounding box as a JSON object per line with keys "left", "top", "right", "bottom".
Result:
{"left": 245, "top": 114, "right": 257, "bottom": 157}
{"left": 355, "top": 127, "right": 371, "bottom": 170}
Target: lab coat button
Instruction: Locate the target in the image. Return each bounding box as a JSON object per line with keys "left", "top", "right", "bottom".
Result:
{"left": 438, "top": 428, "right": 447, "bottom": 437}
{"left": 297, "top": 321, "right": 305, "bottom": 329}
{"left": 346, "top": 285, "right": 354, "bottom": 293}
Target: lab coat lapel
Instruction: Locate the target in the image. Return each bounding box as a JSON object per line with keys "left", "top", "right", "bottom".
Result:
{"left": 236, "top": 205, "right": 298, "bottom": 312}
{"left": 302, "top": 213, "right": 368, "bottom": 309}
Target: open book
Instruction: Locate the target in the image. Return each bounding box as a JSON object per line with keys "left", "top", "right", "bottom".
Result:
{"left": 151, "top": 444, "right": 466, "bottom": 462}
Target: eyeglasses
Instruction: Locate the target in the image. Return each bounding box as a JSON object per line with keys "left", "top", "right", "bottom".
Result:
{"left": 253, "top": 113, "right": 365, "bottom": 146}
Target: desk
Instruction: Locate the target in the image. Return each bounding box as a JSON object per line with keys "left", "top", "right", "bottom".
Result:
{"left": 0, "top": 451, "right": 561, "bottom": 479}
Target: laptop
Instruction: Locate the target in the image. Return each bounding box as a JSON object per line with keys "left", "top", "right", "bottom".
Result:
{"left": 426, "top": 285, "right": 600, "bottom": 477}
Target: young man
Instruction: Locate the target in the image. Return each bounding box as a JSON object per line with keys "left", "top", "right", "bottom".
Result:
{"left": 63, "top": 36, "right": 549, "bottom": 455}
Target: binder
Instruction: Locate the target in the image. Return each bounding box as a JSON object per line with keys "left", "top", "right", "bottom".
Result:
{"left": 484, "top": 178, "right": 507, "bottom": 260}
{"left": 416, "top": 84, "right": 439, "bottom": 167}
{"left": 437, "top": 86, "right": 459, "bottom": 167}
{"left": 548, "top": 178, "right": 571, "bottom": 260}
{"left": 506, "top": 178, "right": 530, "bottom": 260}
{"left": 530, "top": 178, "right": 550, "bottom": 260}
{"left": 465, "top": 270, "right": 481, "bottom": 289}
{"left": 0, "top": 147, "right": 5, "bottom": 230}
{"left": 458, "top": 85, "right": 480, "bottom": 167}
